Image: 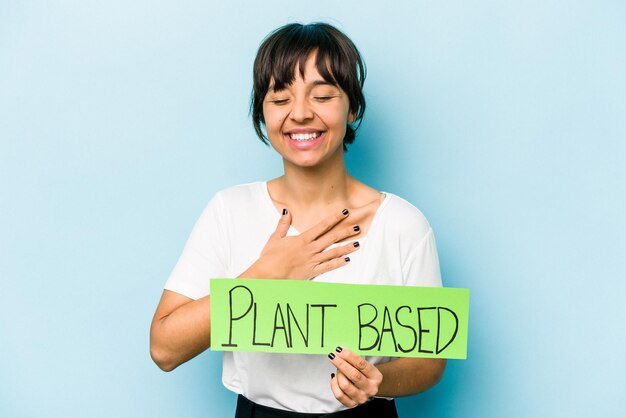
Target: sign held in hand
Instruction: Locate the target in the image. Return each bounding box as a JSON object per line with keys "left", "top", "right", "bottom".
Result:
{"left": 210, "top": 279, "right": 469, "bottom": 359}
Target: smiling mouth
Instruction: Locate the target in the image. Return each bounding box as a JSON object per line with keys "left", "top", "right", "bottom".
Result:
{"left": 288, "top": 132, "right": 322, "bottom": 141}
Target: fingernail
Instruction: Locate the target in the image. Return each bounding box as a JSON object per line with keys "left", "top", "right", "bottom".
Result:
{"left": 331, "top": 373, "right": 335, "bottom": 379}
{"left": 336, "top": 346, "right": 343, "bottom": 353}
{"left": 344, "top": 257, "right": 350, "bottom": 262}
{"left": 328, "top": 352, "right": 336, "bottom": 360}
{"left": 342, "top": 209, "right": 349, "bottom": 215}
{"left": 353, "top": 241, "right": 360, "bottom": 248}
{"left": 353, "top": 225, "right": 360, "bottom": 232}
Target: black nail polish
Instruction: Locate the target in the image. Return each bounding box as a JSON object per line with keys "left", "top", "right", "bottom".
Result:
{"left": 344, "top": 257, "right": 350, "bottom": 262}
{"left": 328, "top": 353, "right": 336, "bottom": 360}
{"left": 336, "top": 346, "right": 343, "bottom": 353}
{"left": 353, "top": 225, "right": 360, "bottom": 232}
{"left": 353, "top": 241, "right": 360, "bottom": 248}
{"left": 342, "top": 209, "right": 349, "bottom": 215}
{"left": 282, "top": 208, "right": 288, "bottom": 215}
{"left": 331, "top": 373, "right": 335, "bottom": 379}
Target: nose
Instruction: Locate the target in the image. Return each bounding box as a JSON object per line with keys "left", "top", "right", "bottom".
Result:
{"left": 289, "top": 96, "right": 314, "bottom": 122}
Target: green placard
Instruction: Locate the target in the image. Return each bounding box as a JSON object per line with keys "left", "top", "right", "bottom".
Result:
{"left": 210, "top": 278, "right": 469, "bottom": 359}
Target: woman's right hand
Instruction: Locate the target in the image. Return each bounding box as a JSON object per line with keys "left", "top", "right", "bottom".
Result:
{"left": 241, "top": 208, "right": 361, "bottom": 280}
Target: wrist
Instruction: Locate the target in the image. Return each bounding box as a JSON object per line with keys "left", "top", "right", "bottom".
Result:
{"left": 238, "top": 260, "right": 276, "bottom": 279}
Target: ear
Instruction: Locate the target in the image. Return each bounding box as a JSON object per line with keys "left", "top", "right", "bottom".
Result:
{"left": 347, "top": 111, "right": 356, "bottom": 123}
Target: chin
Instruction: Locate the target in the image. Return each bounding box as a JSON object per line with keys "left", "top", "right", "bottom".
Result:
{"left": 290, "top": 158, "right": 322, "bottom": 168}
{"left": 281, "top": 145, "right": 343, "bottom": 169}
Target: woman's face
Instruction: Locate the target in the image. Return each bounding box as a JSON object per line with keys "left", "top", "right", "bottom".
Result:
{"left": 262, "top": 53, "right": 353, "bottom": 169}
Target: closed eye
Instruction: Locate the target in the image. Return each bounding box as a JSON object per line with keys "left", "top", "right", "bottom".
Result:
{"left": 314, "top": 96, "right": 337, "bottom": 102}
{"left": 271, "top": 99, "right": 290, "bottom": 105}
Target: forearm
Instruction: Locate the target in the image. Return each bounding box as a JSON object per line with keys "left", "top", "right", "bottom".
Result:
{"left": 150, "top": 261, "right": 266, "bottom": 373}
{"left": 376, "top": 358, "right": 446, "bottom": 397}
{"left": 150, "top": 294, "right": 212, "bottom": 372}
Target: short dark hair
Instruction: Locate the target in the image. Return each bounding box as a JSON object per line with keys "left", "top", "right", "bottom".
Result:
{"left": 251, "top": 23, "right": 366, "bottom": 150}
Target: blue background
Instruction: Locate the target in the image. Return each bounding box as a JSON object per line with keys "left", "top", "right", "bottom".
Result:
{"left": 1, "top": 1, "right": 625, "bottom": 417}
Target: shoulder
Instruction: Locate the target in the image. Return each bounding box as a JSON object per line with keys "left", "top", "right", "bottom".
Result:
{"left": 211, "top": 182, "right": 266, "bottom": 206}
{"left": 195, "top": 182, "right": 266, "bottom": 223}
{"left": 379, "top": 193, "right": 433, "bottom": 240}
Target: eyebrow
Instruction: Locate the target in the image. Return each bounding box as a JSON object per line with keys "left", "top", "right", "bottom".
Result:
{"left": 268, "top": 79, "right": 338, "bottom": 92}
{"left": 311, "top": 80, "right": 338, "bottom": 87}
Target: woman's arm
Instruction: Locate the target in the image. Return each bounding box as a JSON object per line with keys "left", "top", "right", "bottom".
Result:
{"left": 376, "top": 357, "right": 446, "bottom": 397}
{"left": 150, "top": 291, "right": 211, "bottom": 372}
{"left": 150, "top": 209, "right": 361, "bottom": 371}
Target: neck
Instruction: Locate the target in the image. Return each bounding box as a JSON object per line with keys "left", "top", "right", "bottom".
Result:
{"left": 278, "top": 152, "right": 351, "bottom": 210}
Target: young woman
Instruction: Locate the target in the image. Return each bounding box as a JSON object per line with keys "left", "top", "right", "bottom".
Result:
{"left": 150, "top": 22, "right": 446, "bottom": 418}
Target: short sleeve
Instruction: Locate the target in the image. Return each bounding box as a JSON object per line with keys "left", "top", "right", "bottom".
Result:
{"left": 164, "top": 193, "right": 229, "bottom": 300}
{"left": 402, "top": 227, "right": 442, "bottom": 288}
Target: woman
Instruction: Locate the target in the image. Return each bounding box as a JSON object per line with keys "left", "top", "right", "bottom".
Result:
{"left": 150, "top": 22, "right": 445, "bottom": 417}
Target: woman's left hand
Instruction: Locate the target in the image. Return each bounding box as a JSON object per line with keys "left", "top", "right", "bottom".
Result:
{"left": 328, "top": 347, "right": 383, "bottom": 407}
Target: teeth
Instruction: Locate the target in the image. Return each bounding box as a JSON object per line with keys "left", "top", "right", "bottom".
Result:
{"left": 289, "top": 132, "right": 320, "bottom": 141}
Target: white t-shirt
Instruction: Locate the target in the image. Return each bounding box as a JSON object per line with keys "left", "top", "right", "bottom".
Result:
{"left": 164, "top": 181, "right": 442, "bottom": 413}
